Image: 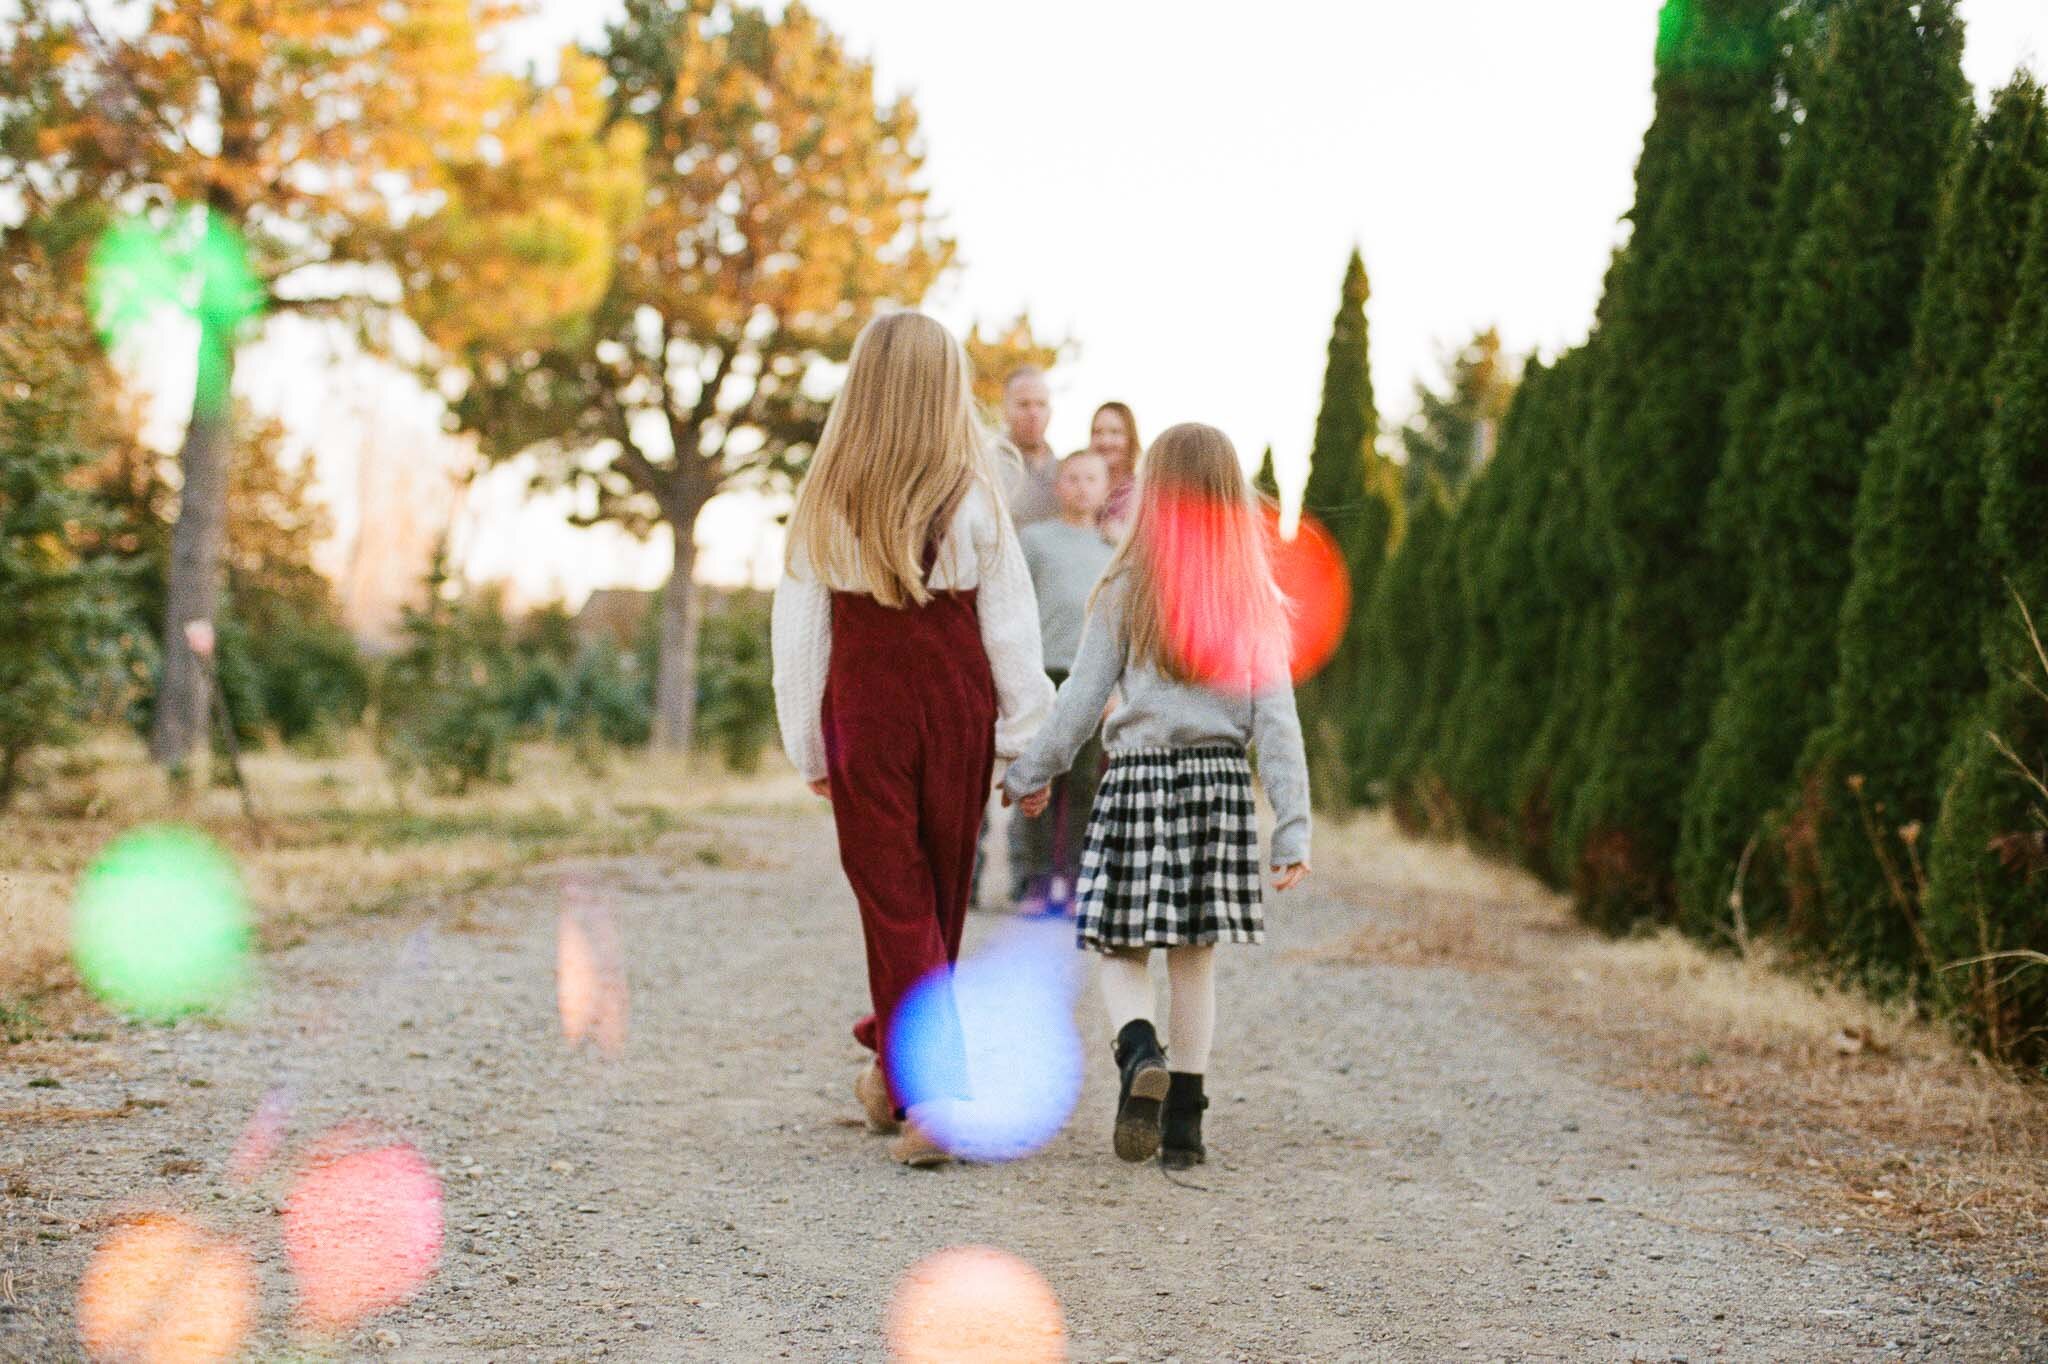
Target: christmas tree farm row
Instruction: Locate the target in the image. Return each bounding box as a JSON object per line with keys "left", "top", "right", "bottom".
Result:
{"left": 1301, "top": 0, "right": 2048, "bottom": 1065}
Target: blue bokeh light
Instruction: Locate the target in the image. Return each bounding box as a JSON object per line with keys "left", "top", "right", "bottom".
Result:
{"left": 886, "top": 916, "right": 1084, "bottom": 1162}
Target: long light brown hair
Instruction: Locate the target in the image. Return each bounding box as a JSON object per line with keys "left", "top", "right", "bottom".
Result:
{"left": 1095, "top": 423, "right": 1290, "bottom": 688}
{"left": 786, "top": 311, "right": 1001, "bottom": 609}
{"left": 1090, "top": 401, "right": 1141, "bottom": 478}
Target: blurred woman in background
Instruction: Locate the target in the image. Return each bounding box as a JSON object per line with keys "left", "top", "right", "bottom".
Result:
{"left": 1088, "top": 401, "right": 1143, "bottom": 542}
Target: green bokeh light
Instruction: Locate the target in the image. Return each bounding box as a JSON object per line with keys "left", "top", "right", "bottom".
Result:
{"left": 1655, "top": 0, "right": 1772, "bottom": 76}
{"left": 72, "top": 826, "right": 254, "bottom": 1019}
{"left": 86, "top": 207, "right": 265, "bottom": 418}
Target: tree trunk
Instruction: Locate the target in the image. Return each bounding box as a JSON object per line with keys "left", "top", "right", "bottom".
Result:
{"left": 149, "top": 328, "right": 235, "bottom": 769}
{"left": 653, "top": 518, "right": 701, "bottom": 753}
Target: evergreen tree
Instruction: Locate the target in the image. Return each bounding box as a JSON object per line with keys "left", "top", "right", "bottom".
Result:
{"left": 1399, "top": 328, "right": 1515, "bottom": 503}
{"left": 1298, "top": 248, "right": 1402, "bottom": 805}
{"left": 1253, "top": 445, "right": 1280, "bottom": 501}
{"left": 1676, "top": 0, "right": 1970, "bottom": 933}
{"left": 1922, "top": 182, "right": 2048, "bottom": 1063}
{"left": 1351, "top": 483, "right": 1452, "bottom": 804}
{"left": 1384, "top": 488, "right": 1469, "bottom": 830}
{"left": 1441, "top": 359, "right": 1566, "bottom": 842}
{"left": 1565, "top": 0, "right": 1787, "bottom": 928}
{"left": 1700, "top": 0, "right": 1835, "bottom": 580}
{"left": 1790, "top": 77, "right": 2048, "bottom": 973}
{"left": 0, "top": 246, "right": 119, "bottom": 807}
{"left": 1505, "top": 348, "right": 1602, "bottom": 881}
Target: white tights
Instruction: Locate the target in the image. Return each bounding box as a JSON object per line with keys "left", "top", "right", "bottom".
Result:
{"left": 1096, "top": 945, "right": 1217, "bottom": 1074}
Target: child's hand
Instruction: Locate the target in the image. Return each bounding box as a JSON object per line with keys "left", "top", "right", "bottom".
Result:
{"left": 809, "top": 778, "right": 831, "bottom": 800}
{"left": 1271, "top": 863, "right": 1310, "bottom": 892}
{"left": 1017, "top": 787, "right": 1052, "bottom": 818}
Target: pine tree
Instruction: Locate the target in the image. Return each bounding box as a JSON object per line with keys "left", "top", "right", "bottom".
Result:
{"left": 1676, "top": 0, "right": 1971, "bottom": 933}
{"left": 0, "top": 246, "right": 119, "bottom": 807}
{"left": 1922, "top": 182, "right": 2048, "bottom": 1062}
{"left": 1298, "top": 248, "right": 1402, "bottom": 806}
{"left": 1351, "top": 482, "right": 1451, "bottom": 806}
{"left": 1789, "top": 77, "right": 2048, "bottom": 974}
{"left": 1253, "top": 445, "right": 1280, "bottom": 502}
{"left": 1506, "top": 348, "right": 1602, "bottom": 881}
{"left": 1564, "top": 0, "right": 1787, "bottom": 927}
{"left": 1441, "top": 359, "right": 1566, "bottom": 841}
{"left": 1384, "top": 488, "right": 1469, "bottom": 829}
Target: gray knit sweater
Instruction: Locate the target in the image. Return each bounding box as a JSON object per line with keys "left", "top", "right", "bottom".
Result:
{"left": 1000, "top": 574, "right": 1312, "bottom": 867}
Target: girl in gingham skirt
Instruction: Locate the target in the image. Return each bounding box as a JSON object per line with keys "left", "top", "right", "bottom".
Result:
{"left": 1003, "top": 422, "right": 1311, "bottom": 1168}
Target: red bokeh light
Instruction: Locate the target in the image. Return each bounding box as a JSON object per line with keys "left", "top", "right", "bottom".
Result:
{"left": 282, "top": 1127, "right": 444, "bottom": 1332}
{"left": 1141, "top": 493, "right": 1352, "bottom": 692}
{"left": 1264, "top": 504, "right": 1351, "bottom": 684}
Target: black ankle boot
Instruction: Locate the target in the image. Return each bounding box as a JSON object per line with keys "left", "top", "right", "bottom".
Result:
{"left": 1111, "top": 1019, "right": 1169, "bottom": 1163}
{"left": 1161, "top": 1072, "right": 1208, "bottom": 1170}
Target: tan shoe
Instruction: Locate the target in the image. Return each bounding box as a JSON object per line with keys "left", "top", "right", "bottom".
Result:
{"left": 855, "top": 1061, "right": 900, "bottom": 1135}
{"left": 889, "top": 1118, "right": 951, "bottom": 1169}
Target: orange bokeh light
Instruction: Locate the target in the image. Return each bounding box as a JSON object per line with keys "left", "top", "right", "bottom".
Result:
{"left": 1265, "top": 504, "right": 1352, "bottom": 685}
{"left": 557, "top": 883, "right": 629, "bottom": 1058}
{"left": 282, "top": 1128, "right": 444, "bottom": 1332}
{"left": 77, "top": 1215, "right": 256, "bottom": 1364}
{"left": 886, "top": 1246, "right": 1067, "bottom": 1364}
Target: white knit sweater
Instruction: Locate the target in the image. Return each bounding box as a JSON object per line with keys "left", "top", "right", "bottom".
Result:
{"left": 770, "top": 485, "right": 1056, "bottom": 784}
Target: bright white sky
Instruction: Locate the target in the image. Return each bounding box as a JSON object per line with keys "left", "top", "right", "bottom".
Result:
{"left": 251, "top": 1, "right": 2048, "bottom": 601}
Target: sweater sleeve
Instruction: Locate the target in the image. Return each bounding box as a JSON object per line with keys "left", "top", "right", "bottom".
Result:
{"left": 1252, "top": 679, "right": 1312, "bottom": 867}
{"left": 976, "top": 496, "right": 1056, "bottom": 761}
{"left": 770, "top": 571, "right": 832, "bottom": 784}
{"left": 1003, "top": 577, "right": 1125, "bottom": 799}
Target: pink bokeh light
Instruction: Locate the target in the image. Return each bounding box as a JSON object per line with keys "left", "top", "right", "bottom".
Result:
{"left": 282, "top": 1127, "right": 444, "bottom": 1332}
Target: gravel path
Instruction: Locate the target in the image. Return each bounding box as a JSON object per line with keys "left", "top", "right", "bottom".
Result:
{"left": 3, "top": 805, "right": 2041, "bottom": 1362}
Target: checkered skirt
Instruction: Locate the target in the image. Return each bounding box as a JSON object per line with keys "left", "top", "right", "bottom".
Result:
{"left": 1073, "top": 745, "right": 1265, "bottom": 950}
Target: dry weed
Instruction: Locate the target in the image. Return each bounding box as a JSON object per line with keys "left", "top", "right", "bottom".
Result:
{"left": 0, "top": 731, "right": 807, "bottom": 1014}
{"left": 1322, "top": 810, "right": 2048, "bottom": 1280}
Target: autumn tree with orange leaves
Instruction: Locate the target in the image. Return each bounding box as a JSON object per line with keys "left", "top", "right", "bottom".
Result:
{"left": 444, "top": 0, "right": 1050, "bottom": 751}
{"left": 0, "top": 0, "right": 639, "bottom": 769}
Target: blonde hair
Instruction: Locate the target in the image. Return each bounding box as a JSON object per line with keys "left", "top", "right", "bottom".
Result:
{"left": 787, "top": 312, "right": 1001, "bottom": 609}
{"left": 1095, "top": 423, "right": 1291, "bottom": 687}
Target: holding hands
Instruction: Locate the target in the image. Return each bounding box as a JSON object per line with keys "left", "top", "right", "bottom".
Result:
{"left": 1003, "top": 785, "right": 1052, "bottom": 818}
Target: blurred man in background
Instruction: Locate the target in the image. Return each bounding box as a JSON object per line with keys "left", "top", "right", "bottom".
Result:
{"left": 998, "top": 367, "right": 1059, "bottom": 527}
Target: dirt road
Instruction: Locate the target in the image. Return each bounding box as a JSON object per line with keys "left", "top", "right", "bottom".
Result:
{"left": 3, "top": 804, "right": 2040, "bottom": 1361}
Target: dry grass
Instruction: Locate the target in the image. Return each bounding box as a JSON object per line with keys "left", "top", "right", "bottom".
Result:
{"left": 1319, "top": 811, "right": 2048, "bottom": 1280}
{"left": 0, "top": 731, "right": 808, "bottom": 1033}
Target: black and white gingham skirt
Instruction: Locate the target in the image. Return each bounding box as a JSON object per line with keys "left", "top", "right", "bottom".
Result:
{"left": 1073, "top": 745, "right": 1265, "bottom": 950}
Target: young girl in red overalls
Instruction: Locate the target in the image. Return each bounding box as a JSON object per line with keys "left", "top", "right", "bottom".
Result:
{"left": 771, "top": 311, "right": 1054, "bottom": 1167}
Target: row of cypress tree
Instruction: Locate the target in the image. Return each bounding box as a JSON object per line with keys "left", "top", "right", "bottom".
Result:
{"left": 1301, "top": 0, "right": 2048, "bottom": 1065}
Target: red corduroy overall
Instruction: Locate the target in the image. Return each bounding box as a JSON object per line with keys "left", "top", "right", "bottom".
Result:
{"left": 823, "top": 545, "right": 995, "bottom": 1110}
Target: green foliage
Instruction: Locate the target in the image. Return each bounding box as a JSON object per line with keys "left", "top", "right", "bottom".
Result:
{"left": 1253, "top": 446, "right": 1279, "bottom": 502}
{"left": 1677, "top": 0, "right": 1971, "bottom": 934}
{"left": 1299, "top": 249, "right": 1402, "bottom": 806}
{"left": 376, "top": 554, "right": 519, "bottom": 796}
{"left": 1566, "top": 0, "right": 1787, "bottom": 927}
{"left": 1437, "top": 358, "right": 1567, "bottom": 845}
{"left": 0, "top": 245, "right": 122, "bottom": 807}
{"left": 1922, "top": 185, "right": 2048, "bottom": 1065}
{"left": 1398, "top": 328, "right": 1516, "bottom": 504}
{"left": 1349, "top": 484, "right": 1453, "bottom": 806}
{"left": 1789, "top": 78, "right": 2048, "bottom": 973}
{"left": 1505, "top": 350, "right": 1603, "bottom": 882}
{"left": 694, "top": 594, "right": 776, "bottom": 773}
{"left": 1385, "top": 486, "right": 1470, "bottom": 830}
